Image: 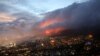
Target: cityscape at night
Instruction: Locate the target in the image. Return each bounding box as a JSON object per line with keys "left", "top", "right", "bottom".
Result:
{"left": 0, "top": 34, "right": 100, "bottom": 56}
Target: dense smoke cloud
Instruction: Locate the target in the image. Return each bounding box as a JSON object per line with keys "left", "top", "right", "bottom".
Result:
{"left": 40, "top": 0, "right": 100, "bottom": 35}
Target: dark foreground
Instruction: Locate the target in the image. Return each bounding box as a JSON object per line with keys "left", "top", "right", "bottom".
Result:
{"left": 0, "top": 35, "right": 100, "bottom": 56}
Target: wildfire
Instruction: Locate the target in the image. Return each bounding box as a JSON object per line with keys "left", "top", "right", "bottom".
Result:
{"left": 39, "top": 17, "right": 64, "bottom": 28}
{"left": 44, "top": 27, "right": 64, "bottom": 36}
{"left": 38, "top": 17, "right": 66, "bottom": 36}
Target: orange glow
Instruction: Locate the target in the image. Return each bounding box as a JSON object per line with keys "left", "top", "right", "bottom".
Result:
{"left": 50, "top": 39, "right": 56, "bottom": 46}
{"left": 44, "top": 27, "right": 64, "bottom": 36}
{"left": 39, "top": 17, "right": 64, "bottom": 28}
{"left": 45, "top": 30, "right": 51, "bottom": 34}
{"left": 88, "top": 34, "right": 93, "bottom": 38}
{"left": 50, "top": 40, "right": 55, "bottom": 43}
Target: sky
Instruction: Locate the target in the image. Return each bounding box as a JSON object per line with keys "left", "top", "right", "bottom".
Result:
{"left": 0, "top": 0, "right": 86, "bottom": 15}
{"left": 0, "top": 0, "right": 87, "bottom": 22}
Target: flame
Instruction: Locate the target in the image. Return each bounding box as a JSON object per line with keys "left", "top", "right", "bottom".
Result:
{"left": 39, "top": 17, "right": 64, "bottom": 28}
{"left": 37, "top": 17, "right": 66, "bottom": 36}
{"left": 44, "top": 27, "right": 64, "bottom": 36}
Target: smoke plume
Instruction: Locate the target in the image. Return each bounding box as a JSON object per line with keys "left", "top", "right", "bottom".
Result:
{"left": 39, "top": 0, "right": 100, "bottom": 36}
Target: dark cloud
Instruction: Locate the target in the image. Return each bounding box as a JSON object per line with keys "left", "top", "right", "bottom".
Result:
{"left": 42, "top": 0, "right": 100, "bottom": 31}
{"left": 37, "top": 0, "right": 100, "bottom": 37}
{"left": 0, "top": 3, "right": 16, "bottom": 13}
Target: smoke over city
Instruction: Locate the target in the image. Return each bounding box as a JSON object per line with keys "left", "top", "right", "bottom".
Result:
{"left": 0, "top": 0, "right": 100, "bottom": 46}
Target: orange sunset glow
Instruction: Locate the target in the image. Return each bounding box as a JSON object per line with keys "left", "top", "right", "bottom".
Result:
{"left": 0, "top": 13, "right": 16, "bottom": 22}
